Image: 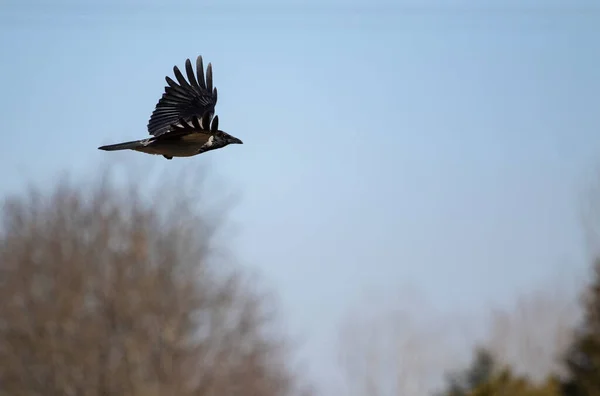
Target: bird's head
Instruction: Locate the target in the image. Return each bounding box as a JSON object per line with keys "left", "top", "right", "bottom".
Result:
{"left": 216, "top": 131, "right": 243, "bottom": 146}
{"left": 210, "top": 116, "right": 243, "bottom": 147}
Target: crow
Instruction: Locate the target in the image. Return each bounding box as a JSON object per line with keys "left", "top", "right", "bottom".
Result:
{"left": 98, "top": 56, "right": 242, "bottom": 160}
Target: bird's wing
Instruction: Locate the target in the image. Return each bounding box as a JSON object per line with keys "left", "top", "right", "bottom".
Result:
{"left": 147, "top": 56, "right": 218, "bottom": 137}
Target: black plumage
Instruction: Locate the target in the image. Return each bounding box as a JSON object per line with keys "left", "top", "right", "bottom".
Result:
{"left": 98, "top": 55, "right": 242, "bottom": 159}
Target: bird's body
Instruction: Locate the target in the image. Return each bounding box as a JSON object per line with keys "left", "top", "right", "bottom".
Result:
{"left": 98, "top": 56, "right": 242, "bottom": 159}
{"left": 99, "top": 135, "right": 210, "bottom": 159}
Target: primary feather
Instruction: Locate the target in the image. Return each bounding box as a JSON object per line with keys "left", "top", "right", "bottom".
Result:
{"left": 147, "top": 56, "right": 218, "bottom": 137}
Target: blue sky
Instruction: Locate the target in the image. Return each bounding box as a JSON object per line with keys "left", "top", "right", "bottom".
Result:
{"left": 1, "top": 0, "right": 599, "bottom": 391}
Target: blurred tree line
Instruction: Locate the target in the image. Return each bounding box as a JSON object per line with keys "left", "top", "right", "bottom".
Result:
{"left": 433, "top": 256, "right": 600, "bottom": 396}
{"left": 334, "top": 175, "right": 600, "bottom": 396}
{"left": 2, "top": 167, "right": 600, "bottom": 396}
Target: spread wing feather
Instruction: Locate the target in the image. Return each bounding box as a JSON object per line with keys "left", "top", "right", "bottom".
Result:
{"left": 147, "top": 56, "right": 218, "bottom": 137}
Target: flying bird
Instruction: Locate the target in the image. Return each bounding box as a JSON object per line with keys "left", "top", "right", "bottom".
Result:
{"left": 98, "top": 56, "right": 242, "bottom": 160}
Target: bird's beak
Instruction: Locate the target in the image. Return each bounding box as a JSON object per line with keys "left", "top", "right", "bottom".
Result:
{"left": 231, "top": 137, "right": 243, "bottom": 144}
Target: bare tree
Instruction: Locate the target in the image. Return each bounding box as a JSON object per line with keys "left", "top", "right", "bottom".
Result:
{"left": 0, "top": 167, "right": 311, "bottom": 396}
{"left": 473, "top": 165, "right": 600, "bottom": 384}
{"left": 336, "top": 288, "right": 474, "bottom": 396}
{"left": 482, "top": 283, "right": 579, "bottom": 383}
{"left": 336, "top": 282, "right": 578, "bottom": 395}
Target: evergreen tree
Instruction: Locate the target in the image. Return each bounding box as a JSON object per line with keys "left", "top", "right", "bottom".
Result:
{"left": 437, "top": 347, "right": 496, "bottom": 396}
{"left": 561, "top": 258, "right": 600, "bottom": 395}
{"left": 470, "top": 368, "right": 560, "bottom": 396}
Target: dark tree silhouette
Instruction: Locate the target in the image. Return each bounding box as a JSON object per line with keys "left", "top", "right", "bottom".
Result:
{"left": 561, "top": 258, "right": 600, "bottom": 396}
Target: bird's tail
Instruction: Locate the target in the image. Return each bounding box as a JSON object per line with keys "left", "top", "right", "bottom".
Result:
{"left": 98, "top": 139, "right": 145, "bottom": 151}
